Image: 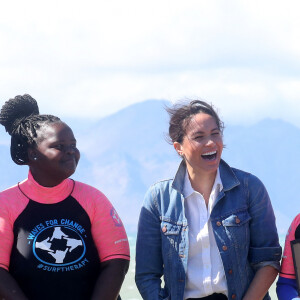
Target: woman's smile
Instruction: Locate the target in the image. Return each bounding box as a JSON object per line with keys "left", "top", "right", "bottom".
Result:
{"left": 201, "top": 150, "right": 218, "bottom": 161}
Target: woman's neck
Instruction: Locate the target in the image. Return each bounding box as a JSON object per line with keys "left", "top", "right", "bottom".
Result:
{"left": 187, "top": 166, "right": 217, "bottom": 205}
{"left": 30, "top": 168, "right": 65, "bottom": 187}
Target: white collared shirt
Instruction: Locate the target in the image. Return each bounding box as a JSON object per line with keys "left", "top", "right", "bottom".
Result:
{"left": 183, "top": 168, "right": 228, "bottom": 299}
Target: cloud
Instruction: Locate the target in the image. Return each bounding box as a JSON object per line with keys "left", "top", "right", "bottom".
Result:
{"left": 1, "top": 0, "right": 300, "bottom": 126}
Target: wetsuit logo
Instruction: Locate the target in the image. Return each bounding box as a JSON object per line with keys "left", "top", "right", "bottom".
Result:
{"left": 110, "top": 208, "right": 123, "bottom": 227}
{"left": 33, "top": 226, "right": 85, "bottom": 266}
{"left": 27, "top": 219, "right": 87, "bottom": 270}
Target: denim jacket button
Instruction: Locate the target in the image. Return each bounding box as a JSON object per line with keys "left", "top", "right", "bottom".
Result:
{"left": 222, "top": 245, "right": 228, "bottom": 251}
{"left": 228, "top": 269, "right": 233, "bottom": 274}
{"left": 235, "top": 217, "right": 240, "bottom": 224}
{"left": 216, "top": 221, "right": 222, "bottom": 226}
{"left": 162, "top": 226, "right": 167, "bottom": 233}
{"left": 231, "top": 294, "right": 236, "bottom": 299}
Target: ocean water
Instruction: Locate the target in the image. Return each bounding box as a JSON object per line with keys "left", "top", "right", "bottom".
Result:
{"left": 120, "top": 233, "right": 140, "bottom": 300}
{"left": 120, "top": 233, "right": 286, "bottom": 300}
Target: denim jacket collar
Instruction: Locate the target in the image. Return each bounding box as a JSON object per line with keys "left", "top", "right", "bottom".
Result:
{"left": 172, "top": 159, "right": 240, "bottom": 195}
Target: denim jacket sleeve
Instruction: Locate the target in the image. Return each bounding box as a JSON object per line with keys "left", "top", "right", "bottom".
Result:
{"left": 246, "top": 173, "right": 282, "bottom": 271}
{"left": 135, "top": 185, "right": 166, "bottom": 300}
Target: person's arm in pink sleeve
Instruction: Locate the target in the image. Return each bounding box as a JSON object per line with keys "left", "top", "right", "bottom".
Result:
{"left": 0, "top": 202, "right": 14, "bottom": 271}
{"left": 74, "top": 185, "right": 130, "bottom": 299}
{"left": 0, "top": 196, "right": 27, "bottom": 299}
{"left": 92, "top": 193, "right": 130, "bottom": 299}
{"left": 277, "top": 214, "right": 300, "bottom": 300}
{"left": 91, "top": 194, "right": 130, "bottom": 262}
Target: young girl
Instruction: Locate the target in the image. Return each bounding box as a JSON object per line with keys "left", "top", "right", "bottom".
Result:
{"left": 0, "top": 94, "right": 130, "bottom": 300}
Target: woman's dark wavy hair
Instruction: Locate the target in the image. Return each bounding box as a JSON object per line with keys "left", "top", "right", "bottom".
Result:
{"left": 166, "top": 100, "right": 224, "bottom": 144}
{"left": 0, "top": 94, "right": 61, "bottom": 165}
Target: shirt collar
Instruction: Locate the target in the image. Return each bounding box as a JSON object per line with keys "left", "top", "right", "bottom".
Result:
{"left": 172, "top": 159, "right": 239, "bottom": 194}
{"left": 182, "top": 167, "right": 223, "bottom": 199}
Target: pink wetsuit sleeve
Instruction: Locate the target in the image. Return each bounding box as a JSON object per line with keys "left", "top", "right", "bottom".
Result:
{"left": 280, "top": 214, "right": 300, "bottom": 279}
{"left": 0, "top": 186, "right": 29, "bottom": 270}
{"left": 73, "top": 182, "right": 130, "bottom": 262}
{"left": 0, "top": 201, "right": 13, "bottom": 270}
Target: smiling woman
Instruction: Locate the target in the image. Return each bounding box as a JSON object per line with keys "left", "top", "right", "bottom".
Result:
{"left": 135, "top": 100, "right": 282, "bottom": 300}
{"left": 0, "top": 95, "right": 130, "bottom": 300}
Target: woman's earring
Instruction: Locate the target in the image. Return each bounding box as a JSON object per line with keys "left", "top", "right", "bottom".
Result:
{"left": 33, "top": 157, "right": 37, "bottom": 161}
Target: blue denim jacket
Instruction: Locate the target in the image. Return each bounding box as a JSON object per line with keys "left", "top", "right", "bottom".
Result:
{"left": 135, "top": 159, "right": 282, "bottom": 300}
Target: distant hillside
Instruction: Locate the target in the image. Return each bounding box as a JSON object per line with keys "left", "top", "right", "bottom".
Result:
{"left": 0, "top": 100, "right": 297, "bottom": 233}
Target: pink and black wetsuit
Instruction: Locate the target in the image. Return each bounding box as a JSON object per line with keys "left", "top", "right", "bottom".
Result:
{"left": 277, "top": 214, "right": 300, "bottom": 300}
{"left": 0, "top": 172, "right": 130, "bottom": 300}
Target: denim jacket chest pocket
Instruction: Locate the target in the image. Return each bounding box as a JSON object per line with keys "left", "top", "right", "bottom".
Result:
{"left": 221, "top": 210, "right": 252, "bottom": 248}
{"left": 161, "top": 221, "right": 181, "bottom": 245}
{"left": 160, "top": 220, "right": 185, "bottom": 260}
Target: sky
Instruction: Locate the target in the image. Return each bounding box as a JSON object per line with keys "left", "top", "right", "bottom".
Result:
{"left": 1, "top": 0, "right": 300, "bottom": 127}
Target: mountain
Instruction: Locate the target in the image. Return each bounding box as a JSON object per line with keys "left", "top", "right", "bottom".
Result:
{"left": 0, "top": 100, "right": 297, "bottom": 234}
{"left": 71, "top": 100, "right": 178, "bottom": 231}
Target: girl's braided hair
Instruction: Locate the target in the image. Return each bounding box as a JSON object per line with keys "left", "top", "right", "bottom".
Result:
{"left": 0, "top": 94, "right": 61, "bottom": 165}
